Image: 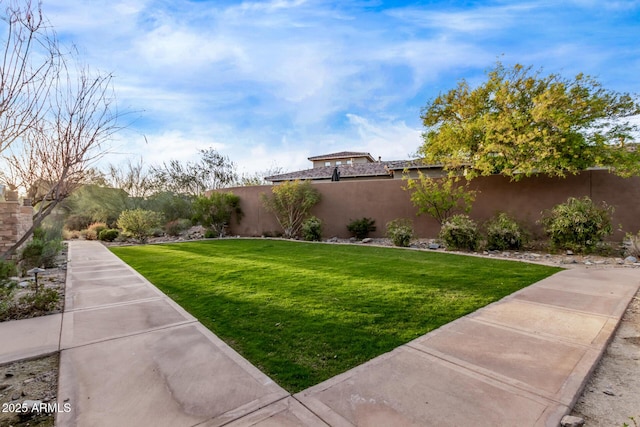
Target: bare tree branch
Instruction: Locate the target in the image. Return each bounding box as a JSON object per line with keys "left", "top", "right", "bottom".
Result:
{"left": 1, "top": 64, "right": 120, "bottom": 259}
{"left": 0, "top": 0, "right": 59, "bottom": 153}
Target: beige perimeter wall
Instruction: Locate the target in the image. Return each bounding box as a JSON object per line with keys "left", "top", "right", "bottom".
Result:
{"left": 221, "top": 170, "right": 640, "bottom": 241}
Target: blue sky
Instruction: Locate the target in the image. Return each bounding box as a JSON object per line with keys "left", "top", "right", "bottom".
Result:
{"left": 41, "top": 0, "right": 640, "bottom": 176}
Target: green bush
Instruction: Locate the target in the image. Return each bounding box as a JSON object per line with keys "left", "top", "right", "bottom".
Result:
{"left": 302, "top": 216, "right": 323, "bottom": 241}
{"left": 20, "top": 239, "right": 45, "bottom": 269}
{"left": 347, "top": 217, "right": 376, "bottom": 239}
{"left": 440, "top": 214, "right": 480, "bottom": 251}
{"left": 485, "top": 213, "right": 525, "bottom": 250}
{"left": 0, "top": 260, "right": 17, "bottom": 281}
{"left": 98, "top": 229, "right": 120, "bottom": 242}
{"left": 117, "top": 209, "right": 163, "bottom": 243}
{"left": 18, "top": 287, "right": 59, "bottom": 313}
{"left": 540, "top": 196, "right": 613, "bottom": 252}
{"left": 193, "top": 192, "right": 243, "bottom": 238}
{"left": 386, "top": 219, "right": 414, "bottom": 247}
{"left": 164, "top": 218, "right": 192, "bottom": 236}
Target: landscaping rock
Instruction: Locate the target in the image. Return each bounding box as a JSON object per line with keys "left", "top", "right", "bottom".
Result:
{"left": 566, "top": 250, "right": 574, "bottom": 255}
{"left": 361, "top": 238, "right": 373, "bottom": 243}
{"left": 562, "top": 257, "right": 577, "bottom": 264}
{"left": 560, "top": 415, "right": 585, "bottom": 427}
{"left": 624, "top": 256, "right": 638, "bottom": 264}
{"left": 428, "top": 243, "right": 440, "bottom": 250}
{"left": 328, "top": 237, "right": 338, "bottom": 243}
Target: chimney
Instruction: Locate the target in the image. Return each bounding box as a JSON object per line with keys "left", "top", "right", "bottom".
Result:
{"left": 378, "top": 156, "right": 381, "bottom": 163}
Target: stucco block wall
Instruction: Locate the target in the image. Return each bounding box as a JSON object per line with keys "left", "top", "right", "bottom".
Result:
{"left": 0, "top": 201, "right": 33, "bottom": 255}
{"left": 222, "top": 170, "right": 640, "bottom": 241}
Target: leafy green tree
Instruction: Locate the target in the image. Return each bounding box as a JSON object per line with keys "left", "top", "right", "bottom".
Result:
{"left": 142, "top": 191, "right": 194, "bottom": 222}
{"left": 192, "top": 192, "right": 243, "bottom": 237}
{"left": 150, "top": 148, "right": 238, "bottom": 195}
{"left": 406, "top": 174, "right": 476, "bottom": 224}
{"left": 63, "top": 184, "right": 129, "bottom": 226}
{"left": 419, "top": 63, "right": 640, "bottom": 179}
{"left": 117, "top": 209, "right": 162, "bottom": 243}
{"left": 261, "top": 180, "right": 321, "bottom": 238}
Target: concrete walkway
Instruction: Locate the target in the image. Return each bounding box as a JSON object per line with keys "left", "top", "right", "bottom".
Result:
{"left": 1, "top": 240, "right": 638, "bottom": 426}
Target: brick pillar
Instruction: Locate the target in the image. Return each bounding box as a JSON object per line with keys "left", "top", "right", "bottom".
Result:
{"left": 0, "top": 200, "right": 34, "bottom": 257}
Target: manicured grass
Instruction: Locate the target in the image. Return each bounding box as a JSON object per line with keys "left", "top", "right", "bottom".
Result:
{"left": 111, "top": 239, "right": 561, "bottom": 392}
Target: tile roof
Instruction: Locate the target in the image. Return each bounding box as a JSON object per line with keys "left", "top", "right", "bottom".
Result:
{"left": 265, "top": 162, "right": 393, "bottom": 182}
{"left": 307, "top": 151, "right": 375, "bottom": 161}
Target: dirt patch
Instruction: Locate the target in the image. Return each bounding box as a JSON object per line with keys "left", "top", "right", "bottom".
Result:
{"left": 570, "top": 291, "right": 640, "bottom": 426}
{"left": 0, "top": 354, "right": 59, "bottom": 427}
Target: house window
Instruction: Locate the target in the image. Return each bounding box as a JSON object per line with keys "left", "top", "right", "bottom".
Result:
{"left": 336, "top": 161, "right": 342, "bottom": 165}
{"left": 346, "top": 160, "right": 352, "bottom": 165}
{"left": 325, "top": 161, "right": 331, "bottom": 166}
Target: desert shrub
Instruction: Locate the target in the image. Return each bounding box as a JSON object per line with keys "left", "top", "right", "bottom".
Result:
{"left": 386, "top": 218, "right": 414, "bottom": 247}
{"left": 18, "top": 287, "right": 59, "bottom": 312}
{"left": 261, "top": 180, "right": 321, "bottom": 238}
{"left": 40, "top": 239, "right": 63, "bottom": 268}
{"left": 193, "top": 192, "right": 243, "bottom": 238}
{"left": 625, "top": 231, "right": 640, "bottom": 258}
{"left": 440, "top": 214, "right": 480, "bottom": 251}
{"left": 98, "top": 229, "right": 120, "bottom": 242}
{"left": 540, "top": 196, "right": 613, "bottom": 252}
{"left": 64, "top": 214, "right": 93, "bottom": 231}
{"left": 20, "top": 239, "right": 45, "bottom": 269}
{"left": 117, "top": 209, "right": 163, "bottom": 243}
{"left": 164, "top": 218, "right": 192, "bottom": 236}
{"left": 302, "top": 216, "right": 322, "bottom": 241}
{"left": 0, "top": 260, "right": 17, "bottom": 281}
{"left": 84, "top": 222, "right": 107, "bottom": 240}
{"left": 62, "top": 229, "right": 81, "bottom": 239}
{"left": 485, "top": 213, "right": 525, "bottom": 250}
{"left": 347, "top": 217, "right": 376, "bottom": 239}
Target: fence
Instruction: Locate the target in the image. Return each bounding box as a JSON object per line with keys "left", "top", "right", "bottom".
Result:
{"left": 217, "top": 169, "right": 640, "bottom": 241}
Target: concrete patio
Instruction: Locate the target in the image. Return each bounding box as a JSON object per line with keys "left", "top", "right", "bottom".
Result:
{"left": 1, "top": 240, "right": 638, "bottom": 426}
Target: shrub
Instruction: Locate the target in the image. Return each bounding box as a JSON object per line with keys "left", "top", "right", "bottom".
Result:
{"left": 386, "top": 219, "right": 414, "bottom": 247}
{"left": 98, "top": 229, "right": 120, "bottom": 242}
{"left": 347, "top": 217, "right": 376, "bottom": 239}
{"left": 192, "top": 192, "right": 243, "bottom": 238}
{"left": 262, "top": 180, "right": 321, "bottom": 238}
{"left": 85, "top": 222, "right": 107, "bottom": 240}
{"left": 625, "top": 231, "right": 640, "bottom": 258}
{"left": 65, "top": 214, "right": 93, "bottom": 231}
{"left": 18, "top": 287, "right": 59, "bottom": 313}
{"left": 20, "top": 239, "right": 45, "bottom": 269}
{"left": 41, "top": 239, "right": 63, "bottom": 268}
{"left": 485, "top": 213, "right": 525, "bottom": 250}
{"left": 164, "top": 218, "right": 192, "bottom": 236}
{"left": 406, "top": 174, "right": 477, "bottom": 224}
{"left": 62, "top": 229, "right": 82, "bottom": 240}
{"left": 540, "top": 196, "right": 613, "bottom": 252}
{"left": 302, "top": 216, "right": 322, "bottom": 241}
{"left": 440, "top": 214, "right": 480, "bottom": 251}
{"left": 0, "top": 260, "right": 17, "bottom": 281}
{"left": 117, "top": 209, "right": 163, "bottom": 243}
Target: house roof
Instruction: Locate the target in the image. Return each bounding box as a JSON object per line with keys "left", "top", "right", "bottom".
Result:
{"left": 265, "top": 162, "right": 393, "bottom": 182}
{"left": 307, "top": 151, "right": 375, "bottom": 162}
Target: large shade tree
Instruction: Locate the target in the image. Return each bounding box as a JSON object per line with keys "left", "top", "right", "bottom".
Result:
{"left": 418, "top": 63, "right": 640, "bottom": 179}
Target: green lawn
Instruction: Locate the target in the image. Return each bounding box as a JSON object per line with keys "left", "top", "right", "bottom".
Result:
{"left": 111, "top": 239, "right": 561, "bottom": 392}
